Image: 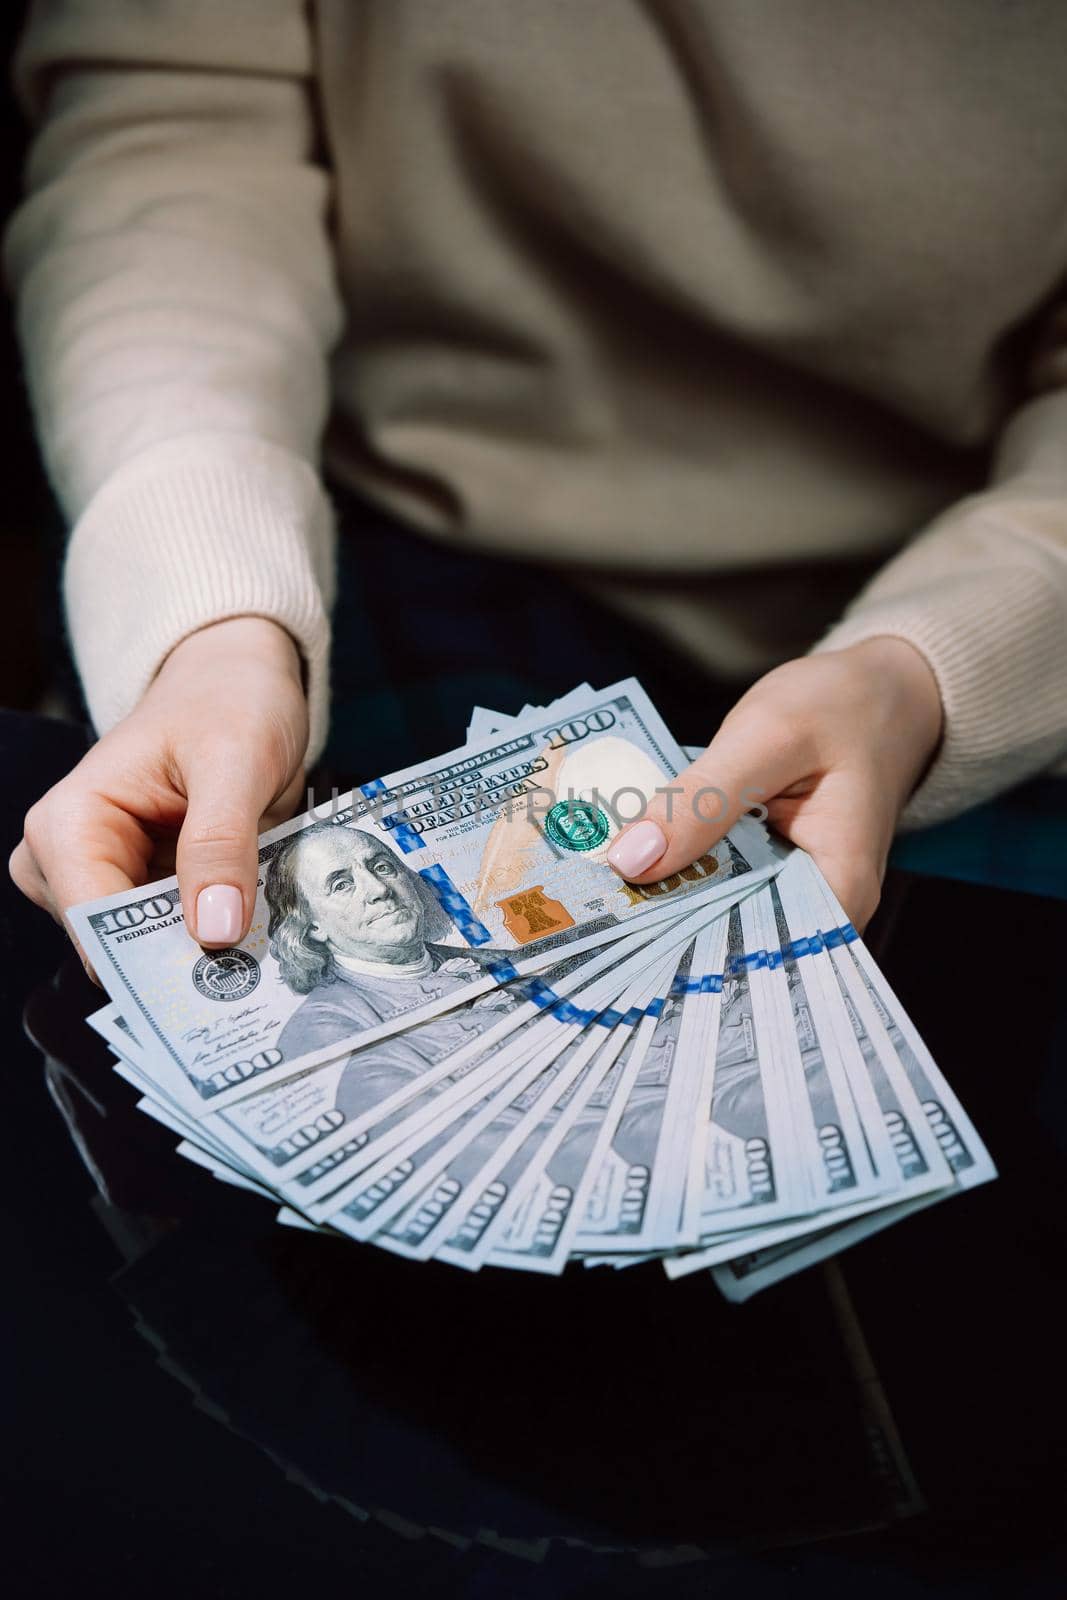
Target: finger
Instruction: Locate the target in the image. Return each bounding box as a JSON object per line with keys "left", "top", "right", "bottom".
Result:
{"left": 18, "top": 798, "right": 144, "bottom": 982}
{"left": 260, "top": 767, "right": 307, "bottom": 833}
{"left": 177, "top": 748, "right": 285, "bottom": 948}
{"left": 146, "top": 767, "right": 302, "bottom": 883}
{"left": 606, "top": 709, "right": 806, "bottom": 884}
{"left": 9, "top": 838, "right": 57, "bottom": 918}
{"left": 20, "top": 787, "right": 143, "bottom": 915}
{"left": 800, "top": 843, "right": 883, "bottom": 934}
{"left": 767, "top": 778, "right": 889, "bottom": 933}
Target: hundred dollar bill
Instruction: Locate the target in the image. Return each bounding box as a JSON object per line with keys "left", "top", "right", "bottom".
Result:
{"left": 662, "top": 867, "right": 955, "bottom": 1279}
{"left": 685, "top": 893, "right": 810, "bottom": 1236}
{"left": 382, "top": 1031, "right": 606, "bottom": 1266}
{"left": 600, "top": 871, "right": 869, "bottom": 1277}
{"left": 486, "top": 971, "right": 683, "bottom": 1274}
{"left": 87, "top": 891, "right": 744, "bottom": 1236}
{"left": 637, "top": 921, "right": 730, "bottom": 1248}
{"left": 90, "top": 987, "right": 540, "bottom": 1186}
{"left": 412, "top": 950, "right": 685, "bottom": 1268}
{"left": 584, "top": 866, "right": 881, "bottom": 1266}
{"left": 279, "top": 892, "right": 747, "bottom": 1211}
{"left": 280, "top": 898, "right": 739, "bottom": 1197}
{"left": 318, "top": 1028, "right": 582, "bottom": 1242}
{"left": 71, "top": 680, "right": 780, "bottom": 1114}
{"left": 759, "top": 876, "right": 890, "bottom": 1213}
{"left": 379, "top": 1008, "right": 639, "bottom": 1267}
{"left": 682, "top": 854, "right": 995, "bottom": 1288}
{"left": 804, "top": 858, "right": 996, "bottom": 1194}
{"left": 709, "top": 1062, "right": 997, "bottom": 1296}
{"left": 275, "top": 916, "right": 702, "bottom": 1213}
{"left": 308, "top": 913, "right": 710, "bottom": 1238}
{"left": 771, "top": 854, "right": 942, "bottom": 1194}
{"left": 87, "top": 917, "right": 680, "bottom": 1197}
{"left": 124, "top": 995, "right": 581, "bottom": 1219}
{"left": 462, "top": 1005, "right": 669, "bottom": 1274}
{"left": 567, "top": 941, "right": 710, "bottom": 1253}
{"left": 307, "top": 902, "right": 735, "bottom": 1235}
{"left": 495, "top": 928, "right": 735, "bottom": 1273}
{"left": 659, "top": 883, "right": 953, "bottom": 1280}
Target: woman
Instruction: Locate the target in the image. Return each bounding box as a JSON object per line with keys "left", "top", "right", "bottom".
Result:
{"left": 7, "top": 1, "right": 1067, "bottom": 965}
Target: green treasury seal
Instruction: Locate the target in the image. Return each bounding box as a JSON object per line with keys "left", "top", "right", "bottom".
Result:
{"left": 544, "top": 798, "right": 611, "bottom": 853}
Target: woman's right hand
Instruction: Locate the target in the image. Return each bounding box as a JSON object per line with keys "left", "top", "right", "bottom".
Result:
{"left": 9, "top": 616, "right": 309, "bottom": 977}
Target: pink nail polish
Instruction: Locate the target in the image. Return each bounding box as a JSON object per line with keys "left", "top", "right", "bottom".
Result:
{"left": 606, "top": 819, "right": 668, "bottom": 879}
{"left": 196, "top": 884, "right": 243, "bottom": 945}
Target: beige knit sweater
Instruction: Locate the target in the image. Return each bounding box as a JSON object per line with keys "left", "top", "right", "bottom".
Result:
{"left": 6, "top": 1, "right": 1067, "bottom": 827}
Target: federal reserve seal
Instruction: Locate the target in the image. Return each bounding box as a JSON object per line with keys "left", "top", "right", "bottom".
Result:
{"left": 544, "top": 798, "right": 611, "bottom": 853}
{"left": 192, "top": 948, "right": 261, "bottom": 1002}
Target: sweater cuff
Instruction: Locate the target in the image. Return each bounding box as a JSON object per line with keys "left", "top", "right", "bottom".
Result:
{"left": 63, "top": 433, "right": 336, "bottom": 765}
{"left": 811, "top": 557, "right": 1067, "bottom": 831}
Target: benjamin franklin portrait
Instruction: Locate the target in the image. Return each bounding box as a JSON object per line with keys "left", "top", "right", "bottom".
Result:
{"left": 265, "top": 821, "right": 517, "bottom": 1121}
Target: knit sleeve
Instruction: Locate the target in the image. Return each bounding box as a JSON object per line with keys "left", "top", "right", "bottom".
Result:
{"left": 812, "top": 299, "right": 1067, "bottom": 830}
{"left": 4, "top": 0, "right": 345, "bottom": 762}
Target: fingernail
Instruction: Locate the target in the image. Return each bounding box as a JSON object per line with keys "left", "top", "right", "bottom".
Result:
{"left": 606, "top": 819, "right": 668, "bottom": 879}
{"left": 196, "top": 884, "right": 243, "bottom": 945}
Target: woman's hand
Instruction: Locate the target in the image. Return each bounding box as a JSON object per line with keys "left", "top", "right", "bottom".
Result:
{"left": 605, "top": 638, "right": 943, "bottom": 930}
{"left": 9, "top": 617, "right": 309, "bottom": 974}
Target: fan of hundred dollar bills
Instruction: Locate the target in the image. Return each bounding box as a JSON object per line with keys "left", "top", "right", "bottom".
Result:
{"left": 75, "top": 680, "right": 995, "bottom": 1299}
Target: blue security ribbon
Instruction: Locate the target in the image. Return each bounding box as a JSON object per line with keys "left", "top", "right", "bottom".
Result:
{"left": 500, "top": 982, "right": 668, "bottom": 1032}
{"left": 671, "top": 973, "right": 725, "bottom": 995}
{"left": 778, "top": 922, "right": 857, "bottom": 962}
{"left": 359, "top": 778, "right": 425, "bottom": 853}
{"left": 727, "top": 949, "right": 769, "bottom": 976}
{"left": 716, "top": 921, "right": 860, "bottom": 979}
{"left": 383, "top": 815, "right": 425, "bottom": 854}
{"left": 553, "top": 1000, "right": 600, "bottom": 1026}
{"left": 418, "top": 863, "right": 492, "bottom": 946}
{"left": 523, "top": 976, "right": 565, "bottom": 1012}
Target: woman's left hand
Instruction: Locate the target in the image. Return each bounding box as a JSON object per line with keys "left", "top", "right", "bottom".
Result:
{"left": 605, "top": 638, "right": 943, "bottom": 931}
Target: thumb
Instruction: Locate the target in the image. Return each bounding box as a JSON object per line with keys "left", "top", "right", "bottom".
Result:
{"left": 772, "top": 769, "right": 890, "bottom": 933}
{"left": 177, "top": 753, "right": 282, "bottom": 948}
{"left": 605, "top": 713, "right": 802, "bottom": 885}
